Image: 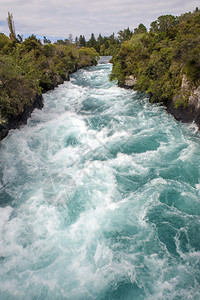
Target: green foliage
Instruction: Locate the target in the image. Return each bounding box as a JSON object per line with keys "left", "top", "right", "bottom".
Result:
{"left": 0, "top": 54, "right": 36, "bottom": 116}
{"left": 150, "top": 15, "right": 177, "bottom": 33}
{"left": 0, "top": 12, "right": 99, "bottom": 123}
{"left": 0, "top": 34, "right": 11, "bottom": 50}
{"left": 55, "top": 39, "right": 69, "bottom": 45}
{"left": 111, "top": 8, "right": 200, "bottom": 105}
{"left": 118, "top": 27, "right": 133, "bottom": 43}
{"left": 0, "top": 33, "right": 15, "bottom": 54}
{"left": 134, "top": 23, "right": 147, "bottom": 34}
{"left": 174, "top": 91, "right": 190, "bottom": 108}
{"left": 87, "top": 33, "right": 99, "bottom": 51}
{"left": 78, "top": 32, "right": 120, "bottom": 56}
{"left": 21, "top": 35, "right": 42, "bottom": 52}
{"left": 78, "top": 47, "right": 99, "bottom": 67}
{"left": 183, "top": 52, "right": 200, "bottom": 86}
{"left": 79, "top": 35, "right": 86, "bottom": 47}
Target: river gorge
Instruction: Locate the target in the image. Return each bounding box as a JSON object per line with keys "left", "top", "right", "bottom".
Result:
{"left": 0, "top": 57, "right": 200, "bottom": 299}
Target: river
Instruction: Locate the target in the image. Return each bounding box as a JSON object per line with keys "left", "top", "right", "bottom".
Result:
{"left": 0, "top": 57, "right": 200, "bottom": 299}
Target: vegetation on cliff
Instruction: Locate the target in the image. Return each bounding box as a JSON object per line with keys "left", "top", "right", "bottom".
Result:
{"left": 110, "top": 8, "right": 200, "bottom": 107}
{"left": 0, "top": 16, "right": 99, "bottom": 131}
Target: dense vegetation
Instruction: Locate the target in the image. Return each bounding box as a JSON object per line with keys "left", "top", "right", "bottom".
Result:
{"left": 86, "top": 33, "right": 120, "bottom": 56}
{"left": 56, "top": 27, "right": 137, "bottom": 56}
{"left": 56, "top": 33, "right": 121, "bottom": 56}
{"left": 110, "top": 8, "right": 200, "bottom": 107}
{"left": 0, "top": 28, "right": 98, "bottom": 127}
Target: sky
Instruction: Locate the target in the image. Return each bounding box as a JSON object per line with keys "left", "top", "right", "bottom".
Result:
{"left": 0, "top": 0, "right": 199, "bottom": 42}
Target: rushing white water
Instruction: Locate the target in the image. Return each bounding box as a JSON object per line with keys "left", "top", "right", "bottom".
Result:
{"left": 0, "top": 57, "right": 200, "bottom": 299}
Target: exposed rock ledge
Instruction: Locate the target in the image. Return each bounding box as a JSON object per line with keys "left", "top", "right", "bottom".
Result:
{"left": 119, "top": 75, "right": 137, "bottom": 89}
{"left": 165, "top": 75, "right": 200, "bottom": 128}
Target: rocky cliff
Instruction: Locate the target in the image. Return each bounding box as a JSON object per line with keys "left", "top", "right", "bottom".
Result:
{"left": 165, "top": 75, "right": 200, "bottom": 128}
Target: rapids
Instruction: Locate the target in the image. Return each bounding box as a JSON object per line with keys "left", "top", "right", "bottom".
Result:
{"left": 0, "top": 57, "right": 200, "bottom": 299}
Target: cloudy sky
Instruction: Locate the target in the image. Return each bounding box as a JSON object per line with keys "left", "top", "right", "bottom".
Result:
{"left": 0, "top": 0, "right": 199, "bottom": 41}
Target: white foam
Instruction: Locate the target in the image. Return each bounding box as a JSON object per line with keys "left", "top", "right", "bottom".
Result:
{"left": 178, "top": 143, "right": 196, "bottom": 161}
{"left": 187, "top": 121, "right": 199, "bottom": 134}
{"left": 150, "top": 178, "right": 168, "bottom": 186}
{"left": 1, "top": 58, "right": 200, "bottom": 300}
{"left": 0, "top": 206, "right": 13, "bottom": 232}
{"left": 109, "top": 152, "right": 149, "bottom": 176}
{"left": 94, "top": 242, "right": 113, "bottom": 268}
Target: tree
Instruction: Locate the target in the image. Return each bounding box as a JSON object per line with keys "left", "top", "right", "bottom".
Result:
{"left": 150, "top": 21, "right": 158, "bottom": 33}
{"left": 87, "top": 33, "right": 99, "bottom": 51}
{"left": 55, "top": 39, "right": 69, "bottom": 45}
{"left": 87, "top": 33, "right": 96, "bottom": 47}
{"left": 150, "top": 15, "right": 177, "bottom": 33}
{"left": 118, "top": 27, "right": 133, "bottom": 43}
{"left": 22, "top": 35, "right": 42, "bottom": 52}
{"left": 109, "top": 33, "right": 115, "bottom": 45}
{"left": 97, "top": 34, "right": 104, "bottom": 46}
{"left": 134, "top": 23, "right": 147, "bottom": 34}
{"left": 7, "top": 12, "right": 17, "bottom": 42}
{"left": 79, "top": 35, "right": 86, "bottom": 47}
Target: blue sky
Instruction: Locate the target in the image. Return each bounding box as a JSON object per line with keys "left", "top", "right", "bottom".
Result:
{"left": 0, "top": 0, "right": 199, "bottom": 41}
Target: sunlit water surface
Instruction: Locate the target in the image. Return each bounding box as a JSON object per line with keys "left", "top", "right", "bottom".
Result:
{"left": 0, "top": 57, "right": 200, "bottom": 299}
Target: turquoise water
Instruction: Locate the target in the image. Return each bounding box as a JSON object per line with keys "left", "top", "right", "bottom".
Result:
{"left": 0, "top": 57, "right": 200, "bottom": 299}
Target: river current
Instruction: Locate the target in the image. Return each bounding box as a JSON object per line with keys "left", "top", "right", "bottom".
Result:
{"left": 0, "top": 57, "right": 200, "bottom": 299}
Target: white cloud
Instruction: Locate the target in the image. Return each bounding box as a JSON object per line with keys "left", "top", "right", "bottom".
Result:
{"left": 0, "top": 0, "right": 199, "bottom": 40}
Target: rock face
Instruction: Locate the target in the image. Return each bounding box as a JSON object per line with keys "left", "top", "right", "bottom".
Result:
{"left": 124, "top": 75, "right": 137, "bottom": 87}
{"left": 188, "top": 86, "right": 200, "bottom": 110}
{"left": 0, "top": 94, "right": 43, "bottom": 141}
{"left": 119, "top": 75, "right": 137, "bottom": 89}
{"left": 165, "top": 75, "right": 200, "bottom": 128}
{"left": 181, "top": 74, "right": 200, "bottom": 110}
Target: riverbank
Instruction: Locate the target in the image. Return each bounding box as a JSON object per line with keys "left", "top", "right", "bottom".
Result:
{"left": 165, "top": 95, "right": 200, "bottom": 128}
{"left": 0, "top": 65, "right": 93, "bottom": 141}
{"left": 110, "top": 9, "right": 200, "bottom": 129}
{"left": 121, "top": 75, "right": 200, "bottom": 129}
{"left": 0, "top": 35, "right": 99, "bottom": 141}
